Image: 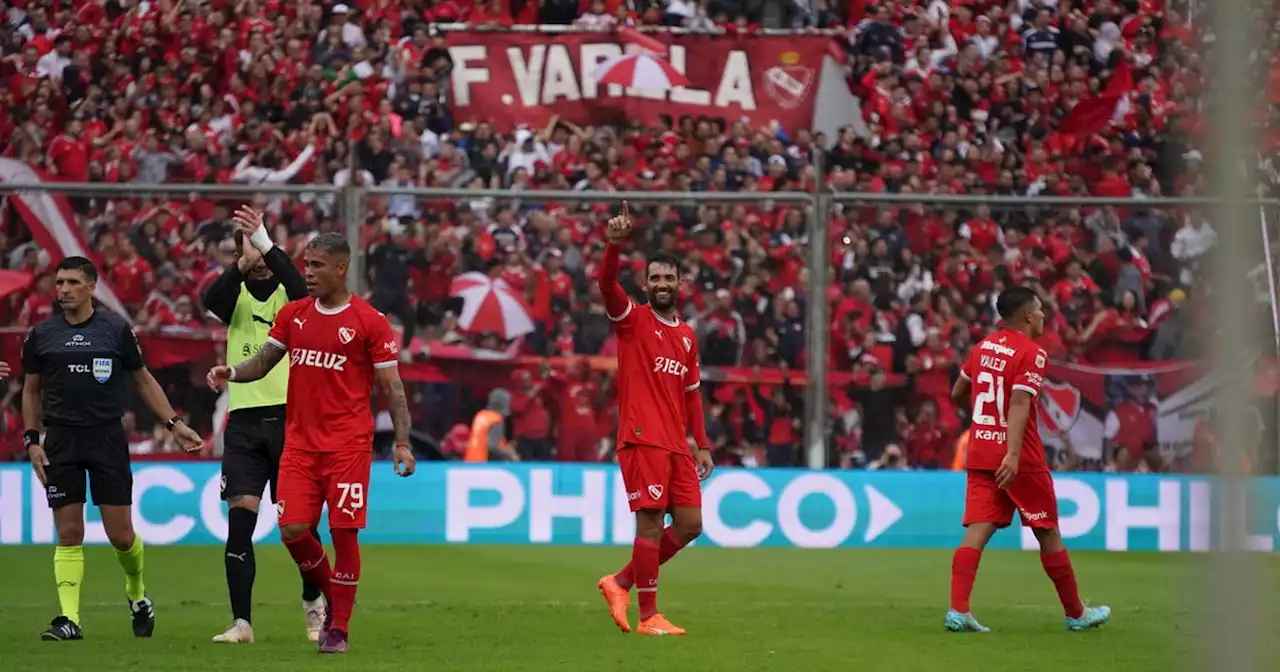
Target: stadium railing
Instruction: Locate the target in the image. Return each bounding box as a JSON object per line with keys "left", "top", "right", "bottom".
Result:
{"left": 1, "top": 181, "right": 1278, "bottom": 472}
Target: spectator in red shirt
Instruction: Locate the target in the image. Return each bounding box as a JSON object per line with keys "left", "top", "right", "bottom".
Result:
{"left": 510, "top": 368, "right": 554, "bottom": 461}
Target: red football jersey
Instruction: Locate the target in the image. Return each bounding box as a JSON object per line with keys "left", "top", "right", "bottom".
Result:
{"left": 961, "top": 328, "right": 1049, "bottom": 472}
{"left": 610, "top": 300, "right": 701, "bottom": 453}
{"left": 267, "top": 296, "right": 399, "bottom": 453}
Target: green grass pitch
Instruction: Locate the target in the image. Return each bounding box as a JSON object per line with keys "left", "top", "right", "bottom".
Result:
{"left": 0, "top": 545, "right": 1274, "bottom": 671}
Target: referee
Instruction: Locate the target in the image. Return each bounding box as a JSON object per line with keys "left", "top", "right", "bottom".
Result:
{"left": 202, "top": 207, "right": 325, "bottom": 644}
{"left": 22, "top": 256, "right": 203, "bottom": 642}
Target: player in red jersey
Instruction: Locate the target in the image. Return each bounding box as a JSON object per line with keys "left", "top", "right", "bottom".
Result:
{"left": 595, "top": 202, "right": 715, "bottom": 637}
{"left": 946, "top": 286, "right": 1111, "bottom": 633}
{"left": 206, "top": 233, "right": 416, "bottom": 654}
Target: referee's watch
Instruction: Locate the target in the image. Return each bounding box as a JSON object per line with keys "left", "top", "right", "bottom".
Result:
{"left": 164, "top": 415, "right": 184, "bottom": 431}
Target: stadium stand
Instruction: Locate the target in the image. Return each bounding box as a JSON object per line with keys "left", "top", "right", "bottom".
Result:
{"left": 0, "top": 0, "right": 1274, "bottom": 473}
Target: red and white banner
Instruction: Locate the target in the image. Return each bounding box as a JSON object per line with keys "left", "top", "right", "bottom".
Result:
{"left": 1036, "top": 360, "right": 1273, "bottom": 466}
{"left": 0, "top": 159, "right": 131, "bottom": 320}
{"left": 444, "top": 32, "right": 829, "bottom": 132}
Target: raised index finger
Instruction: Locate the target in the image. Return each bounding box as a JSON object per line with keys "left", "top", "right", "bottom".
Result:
{"left": 621, "top": 200, "right": 629, "bottom": 219}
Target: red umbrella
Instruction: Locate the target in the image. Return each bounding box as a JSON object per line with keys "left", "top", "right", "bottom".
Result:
{"left": 448, "top": 272, "right": 535, "bottom": 340}
{"left": 592, "top": 53, "right": 690, "bottom": 91}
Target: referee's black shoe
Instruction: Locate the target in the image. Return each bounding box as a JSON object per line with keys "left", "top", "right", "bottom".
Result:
{"left": 129, "top": 596, "right": 155, "bottom": 638}
{"left": 41, "top": 616, "right": 83, "bottom": 641}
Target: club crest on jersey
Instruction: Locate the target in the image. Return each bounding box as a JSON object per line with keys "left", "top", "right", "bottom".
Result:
{"left": 682, "top": 337, "right": 692, "bottom": 352}
{"left": 276, "top": 500, "right": 285, "bottom": 516}
{"left": 338, "top": 327, "right": 356, "bottom": 344}
{"left": 92, "top": 357, "right": 112, "bottom": 383}
{"left": 647, "top": 484, "right": 664, "bottom": 500}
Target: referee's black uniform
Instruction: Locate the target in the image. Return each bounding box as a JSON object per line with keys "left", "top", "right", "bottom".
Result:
{"left": 22, "top": 309, "right": 143, "bottom": 508}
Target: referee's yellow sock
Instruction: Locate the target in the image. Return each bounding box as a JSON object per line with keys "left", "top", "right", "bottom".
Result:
{"left": 53, "top": 545, "right": 84, "bottom": 625}
{"left": 115, "top": 536, "right": 146, "bottom": 602}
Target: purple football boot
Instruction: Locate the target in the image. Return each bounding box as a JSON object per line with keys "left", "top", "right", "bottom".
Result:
{"left": 318, "top": 629, "right": 348, "bottom": 654}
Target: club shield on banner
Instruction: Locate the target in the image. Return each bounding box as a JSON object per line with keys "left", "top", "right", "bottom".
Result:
{"left": 1038, "top": 360, "right": 1269, "bottom": 469}
{"left": 445, "top": 32, "right": 827, "bottom": 131}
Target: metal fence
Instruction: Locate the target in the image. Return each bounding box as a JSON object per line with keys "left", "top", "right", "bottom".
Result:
{"left": 2, "top": 182, "right": 1278, "bottom": 474}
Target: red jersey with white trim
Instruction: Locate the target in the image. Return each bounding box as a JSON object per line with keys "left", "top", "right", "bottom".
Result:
{"left": 267, "top": 295, "right": 399, "bottom": 453}
{"left": 609, "top": 299, "right": 701, "bottom": 453}
{"left": 960, "top": 328, "right": 1049, "bottom": 472}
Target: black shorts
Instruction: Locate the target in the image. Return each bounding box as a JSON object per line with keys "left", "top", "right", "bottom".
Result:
{"left": 43, "top": 424, "right": 132, "bottom": 509}
{"left": 220, "top": 405, "right": 286, "bottom": 502}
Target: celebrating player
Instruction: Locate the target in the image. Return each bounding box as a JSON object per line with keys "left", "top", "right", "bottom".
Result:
{"left": 202, "top": 207, "right": 325, "bottom": 644}
{"left": 23, "top": 257, "right": 203, "bottom": 642}
{"left": 206, "top": 233, "right": 417, "bottom": 654}
{"left": 594, "top": 201, "right": 715, "bottom": 636}
{"left": 946, "top": 286, "right": 1111, "bottom": 632}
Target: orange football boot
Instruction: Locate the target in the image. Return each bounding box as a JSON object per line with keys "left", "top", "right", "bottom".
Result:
{"left": 636, "top": 613, "right": 686, "bottom": 636}
{"left": 596, "top": 574, "right": 631, "bottom": 633}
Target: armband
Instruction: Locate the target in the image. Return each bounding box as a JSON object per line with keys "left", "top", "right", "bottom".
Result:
{"left": 24, "top": 430, "right": 40, "bottom": 448}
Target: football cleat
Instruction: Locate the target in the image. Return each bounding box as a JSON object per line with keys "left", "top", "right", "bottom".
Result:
{"left": 318, "top": 629, "right": 349, "bottom": 654}
{"left": 944, "top": 609, "right": 991, "bottom": 633}
{"left": 1066, "top": 605, "right": 1111, "bottom": 631}
{"left": 130, "top": 595, "right": 155, "bottom": 638}
{"left": 41, "top": 616, "right": 83, "bottom": 641}
{"left": 212, "top": 618, "right": 254, "bottom": 644}
{"left": 597, "top": 574, "right": 632, "bottom": 633}
{"left": 303, "top": 596, "right": 327, "bottom": 642}
{"left": 636, "top": 613, "right": 686, "bottom": 636}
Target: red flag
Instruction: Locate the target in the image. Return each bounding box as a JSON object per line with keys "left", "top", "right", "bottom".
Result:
{"left": 1104, "top": 58, "right": 1133, "bottom": 96}
{"left": 1059, "top": 93, "right": 1125, "bottom": 136}
{"left": 618, "top": 28, "right": 666, "bottom": 55}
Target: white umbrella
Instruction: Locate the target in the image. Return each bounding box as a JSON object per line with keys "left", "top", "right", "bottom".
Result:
{"left": 448, "top": 272, "right": 536, "bottom": 339}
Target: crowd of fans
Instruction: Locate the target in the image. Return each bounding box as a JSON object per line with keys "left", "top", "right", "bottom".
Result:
{"left": 0, "top": 0, "right": 1273, "bottom": 472}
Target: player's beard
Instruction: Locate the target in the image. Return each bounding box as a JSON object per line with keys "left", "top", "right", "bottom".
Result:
{"left": 647, "top": 287, "right": 676, "bottom": 312}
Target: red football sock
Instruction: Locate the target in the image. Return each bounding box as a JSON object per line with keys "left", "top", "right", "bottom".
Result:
{"left": 949, "top": 546, "right": 983, "bottom": 613}
{"left": 1040, "top": 549, "right": 1084, "bottom": 618}
{"left": 615, "top": 528, "right": 687, "bottom": 589}
{"left": 632, "top": 537, "right": 661, "bottom": 620}
{"left": 284, "top": 532, "right": 332, "bottom": 603}
{"left": 329, "top": 528, "right": 362, "bottom": 633}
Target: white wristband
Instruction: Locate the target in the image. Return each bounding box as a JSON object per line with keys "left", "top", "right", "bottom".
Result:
{"left": 248, "top": 225, "right": 274, "bottom": 254}
{"left": 228, "top": 366, "right": 238, "bottom": 381}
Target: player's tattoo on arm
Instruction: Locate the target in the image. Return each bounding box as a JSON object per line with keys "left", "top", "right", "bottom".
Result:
{"left": 234, "top": 341, "right": 287, "bottom": 383}
{"left": 385, "top": 376, "right": 412, "bottom": 447}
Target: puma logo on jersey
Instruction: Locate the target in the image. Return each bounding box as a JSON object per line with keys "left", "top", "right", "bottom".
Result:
{"left": 652, "top": 357, "right": 688, "bottom": 377}
{"left": 293, "top": 318, "right": 307, "bottom": 330}
{"left": 290, "top": 348, "right": 347, "bottom": 371}
{"left": 252, "top": 315, "right": 274, "bottom": 326}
